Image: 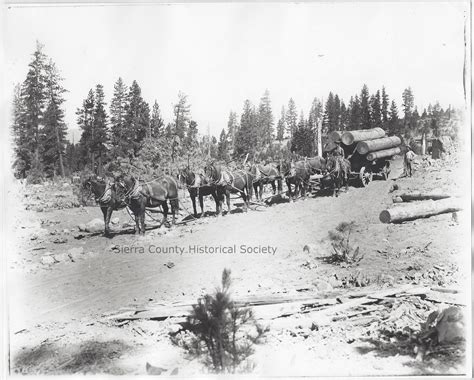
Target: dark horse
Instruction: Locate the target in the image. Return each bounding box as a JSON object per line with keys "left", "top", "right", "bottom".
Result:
{"left": 115, "top": 174, "right": 179, "bottom": 235}
{"left": 280, "top": 156, "right": 326, "bottom": 200}
{"left": 177, "top": 167, "right": 220, "bottom": 217}
{"left": 249, "top": 163, "right": 282, "bottom": 200}
{"left": 82, "top": 176, "right": 126, "bottom": 236}
{"left": 204, "top": 163, "right": 253, "bottom": 214}
{"left": 323, "top": 156, "right": 351, "bottom": 197}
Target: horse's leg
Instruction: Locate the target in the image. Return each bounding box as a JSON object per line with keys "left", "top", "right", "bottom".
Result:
{"left": 226, "top": 190, "right": 231, "bottom": 213}
{"left": 271, "top": 181, "right": 276, "bottom": 195}
{"left": 253, "top": 183, "right": 259, "bottom": 200}
{"left": 134, "top": 208, "right": 141, "bottom": 234}
{"left": 105, "top": 206, "right": 113, "bottom": 236}
{"left": 241, "top": 191, "right": 248, "bottom": 212}
{"left": 259, "top": 183, "right": 263, "bottom": 199}
{"left": 101, "top": 206, "right": 110, "bottom": 236}
{"left": 199, "top": 193, "right": 205, "bottom": 217}
{"left": 277, "top": 179, "right": 282, "bottom": 194}
{"left": 212, "top": 192, "right": 219, "bottom": 216}
{"left": 161, "top": 201, "right": 169, "bottom": 227}
{"left": 286, "top": 179, "right": 293, "bottom": 201}
{"left": 171, "top": 199, "right": 177, "bottom": 225}
{"left": 216, "top": 188, "right": 223, "bottom": 216}
{"left": 140, "top": 204, "right": 146, "bottom": 235}
{"left": 191, "top": 192, "right": 198, "bottom": 217}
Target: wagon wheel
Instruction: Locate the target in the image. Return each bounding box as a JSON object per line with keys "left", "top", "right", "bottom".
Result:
{"left": 359, "top": 166, "right": 373, "bottom": 187}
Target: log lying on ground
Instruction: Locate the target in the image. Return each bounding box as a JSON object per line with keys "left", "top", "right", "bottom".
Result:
{"left": 341, "top": 127, "right": 385, "bottom": 145}
{"left": 356, "top": 136, "right": 401, "bottom": 155}
{"left": 379, "top": 198, "right": 462, "bottom": 224}
{"left": 329, "top": 130, "right": 343, "bottom": 142}
{"left": 367, "top": 146, "right": 401, "bottom": 161}
{"left": 397, "top": 192, "right": 452, "bottom": 202}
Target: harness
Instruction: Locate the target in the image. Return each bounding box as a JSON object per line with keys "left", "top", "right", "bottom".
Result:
{"left": 97, "top": 184, "right": 112, "bottom": 204}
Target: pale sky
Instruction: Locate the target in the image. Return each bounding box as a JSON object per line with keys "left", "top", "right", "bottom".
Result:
{"left": 4, "top": 2, "right": 468, "bottom": 141}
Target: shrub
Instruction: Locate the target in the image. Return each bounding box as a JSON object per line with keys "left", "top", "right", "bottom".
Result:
{"left": 26, "top": 167, "right": 44, "bottom": 185}
{"left": 327, "top": 221, "right": 364, "bottom": 266}
{"left": 183, "top": 269, "right": 266, "bottom": 373}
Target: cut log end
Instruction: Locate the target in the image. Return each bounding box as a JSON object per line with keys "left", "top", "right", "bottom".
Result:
{"left": 379, "top": 210, "right": 392, "bottom": 223}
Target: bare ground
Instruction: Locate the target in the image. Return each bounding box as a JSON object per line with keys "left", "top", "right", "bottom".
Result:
{"left": 6, "top": 156, "right": 470, "bottom": 376}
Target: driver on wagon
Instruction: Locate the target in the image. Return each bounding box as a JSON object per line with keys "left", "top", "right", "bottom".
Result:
{"left": 331, "top": 141, "right": 345, "bottom": 158}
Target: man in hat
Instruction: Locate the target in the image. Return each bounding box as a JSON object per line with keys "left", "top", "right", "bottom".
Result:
{"left": 404, "top": 146, "right": 416, "bottom": 177}
{"left": 331, "top": 140, "right": 345, "bottom": 158}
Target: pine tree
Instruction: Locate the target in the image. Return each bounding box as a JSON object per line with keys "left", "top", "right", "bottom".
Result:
{"left": 402, "top": 87, "right": 415, "bottom": 120}
{"left": 92, "top": 84, "right": 108, "bottom": 174}
{"left": 388, "top": 100, "right": 400, "bottom": 136}
{"left": 234, "top": 100, "right": 257, "bottom": 157}
{"left": 11, "top": 84, "right": 29, "bottom": 178}
{"left": 334, "top": 94, "right": 341, "bottom": 130}
{"left": 360, "top": 84, "right": 371, "bottom": 129}
{"left": 150, "top": 100, "right": 164, "bottom": 138}
{"left": 340, "top": 101, "right": 349, "bottom": 130}
{"left": 124, "top": 80, "right": 150, "bottom": 157}
{"left": 185, "top": 120, "right": 199, "bottom": 149}
{"left": 381, "top": 86, "right": 389, "bottom": 128}
{"left": 370, "top": 90, "right": 382, "bottom": 129}
{"left": 291, "top": 111, "right": 314, "bottom": 156}
{"left": 173, "top": 92, "right": 191, "bottom": 140}
{"left": 257, "top": 89, "right": 274, "bottom": 148}
{"left": 323, "top": 92, "right": 337, "bottom": 133}
{"left": 349, "top": 95, "right": 361, "bottom": 130}
{"left": 109, "top": 77, "right": 128, "bottom": 157}
{"left": 285, "top": 98, "right": 298, "bottom": 139}
{"left": 307, "top": 98, "right": 323, "bottom": 131}
{"left": 77, "top": 89, "right": 96, "bottom": 170}
{"left": 22, "top": 41, "right": 48, "bottom": 172}
{"left": 217, "top": 128, "right": 229, "bottom": 160}
{"left": 41, "top": 60, "right": 68, "bottom": 177}
{"left": 226, "top": 111, "right": 239, "bottom": 150}
{"left": 276, "top": 106, "right": 286, "bottom": 141}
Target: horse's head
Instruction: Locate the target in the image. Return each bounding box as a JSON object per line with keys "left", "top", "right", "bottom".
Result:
{"left": 177, "top": 166, "right": 192, "bottom": 187}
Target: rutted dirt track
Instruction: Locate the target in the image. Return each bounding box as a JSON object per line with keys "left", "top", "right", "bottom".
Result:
{"left": 7, "top": 156, "right": 470, "bottom": 376}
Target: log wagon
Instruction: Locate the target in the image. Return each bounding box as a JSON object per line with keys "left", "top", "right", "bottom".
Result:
{"left": 339, "top": 130, "right": 402, "bottom": 187}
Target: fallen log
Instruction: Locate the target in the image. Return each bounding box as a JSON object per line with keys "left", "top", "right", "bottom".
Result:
{"left": 379, "top": 198, "right": 462, "bottom": 224}
{"left": 397, "top": 192, "right": 452, "bottom": 202}
{"left": 366, "top": 146, "right": 402, "bottom": 161}
{"left": 341, "top": 127, "right": 385, "bottom": 145}
{"left": 356, "top": 136, "right": 401, "bottom": 155}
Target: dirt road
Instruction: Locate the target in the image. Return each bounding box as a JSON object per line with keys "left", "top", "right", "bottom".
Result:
{"left": 7, "top": 156, "right": 470, "bottom": 375}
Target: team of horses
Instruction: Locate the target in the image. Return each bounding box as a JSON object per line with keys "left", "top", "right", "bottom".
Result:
{"left": 82, "top": 155, "right": 350, "bottom": 236}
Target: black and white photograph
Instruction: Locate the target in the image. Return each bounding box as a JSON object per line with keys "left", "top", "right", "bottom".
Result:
{"left": 2, "top": 1, "right": 472, "bottom": 377}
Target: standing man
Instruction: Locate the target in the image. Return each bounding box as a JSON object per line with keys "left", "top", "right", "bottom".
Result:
{"left": 404, "top": 146, "right": 416, "bottom": 177}
{"left": 332, "top": 141, "right": 345, "bottom": 158}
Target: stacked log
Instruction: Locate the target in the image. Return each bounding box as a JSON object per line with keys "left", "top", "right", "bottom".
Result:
{"left": 367, "top": 147, "right": 402, "bottom": 161}
{"left": 341, "top": 127, "right": 385, "bottom": 145}
{"left": 329, "top": 131, "right": 343, "bottom": 142}
{"left": 356, "top": 136, "right": 402, "bottom": 155}
{"left": 379, "top": 198, "right": 461, "bottom": 224}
